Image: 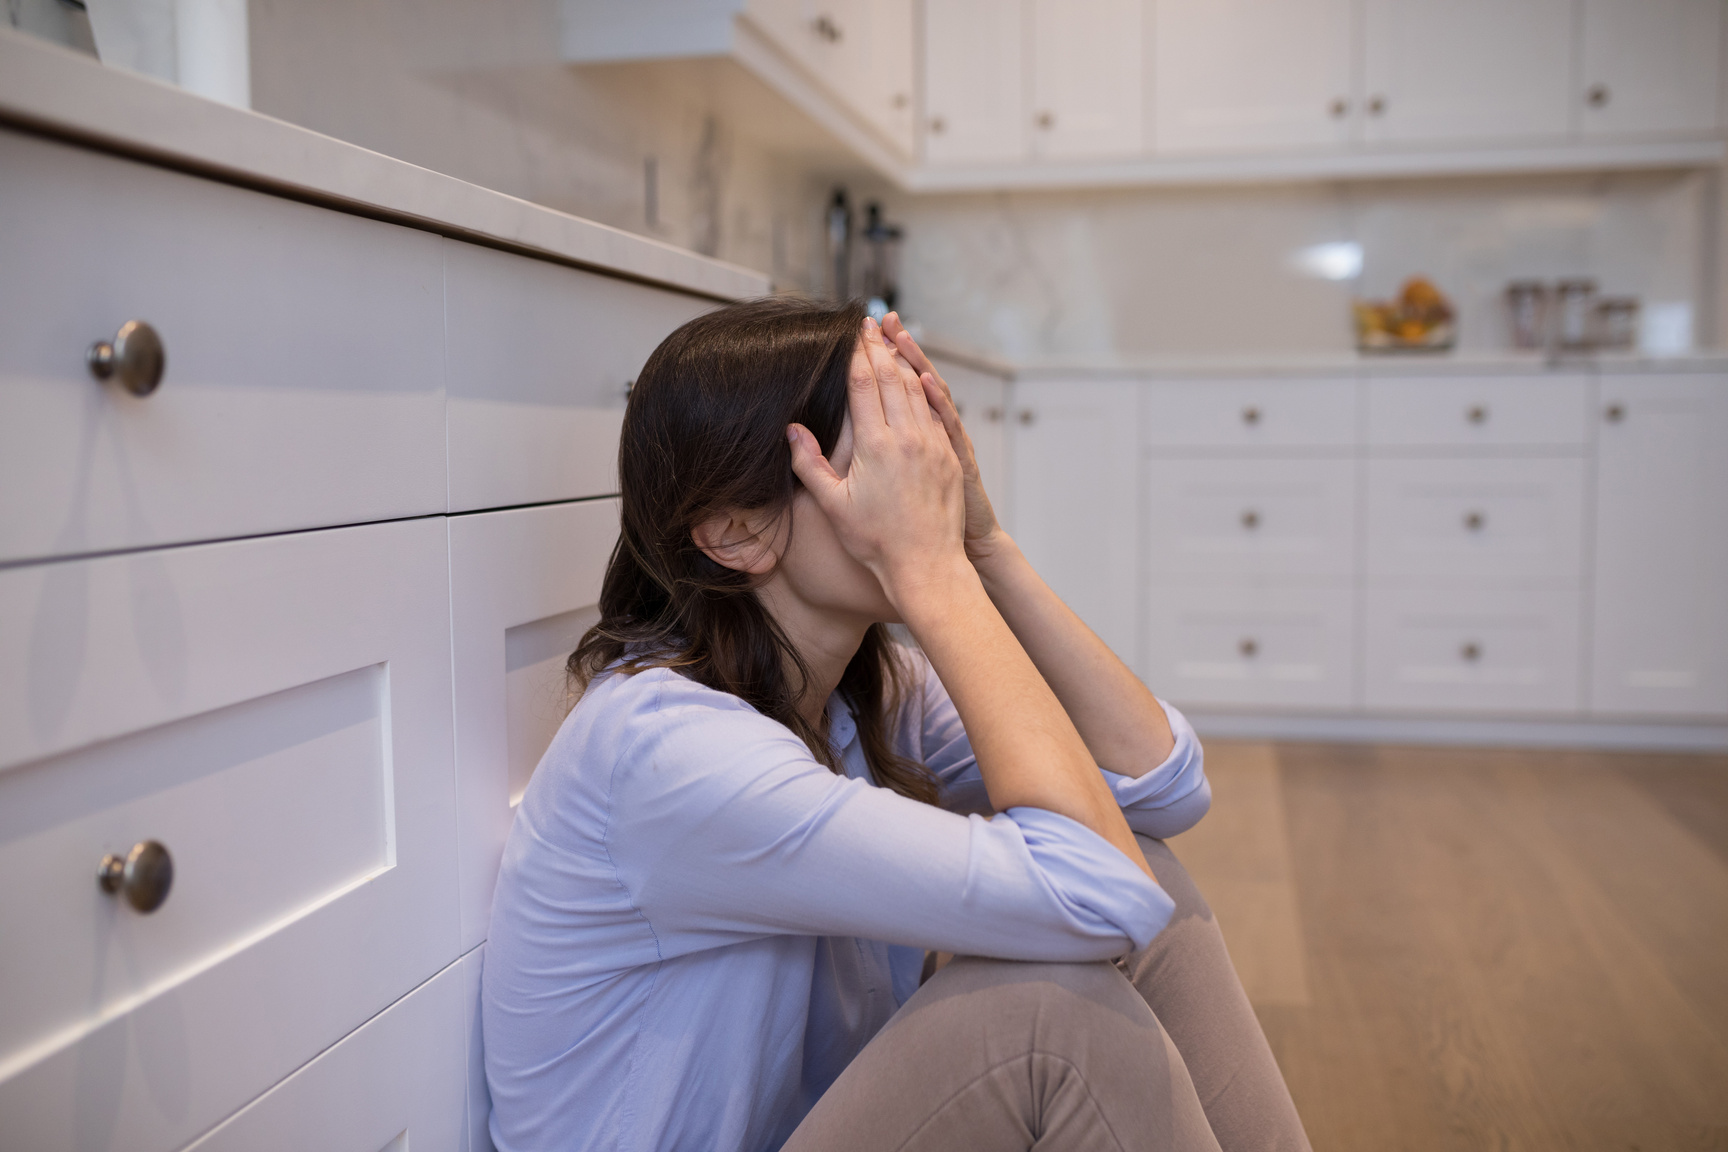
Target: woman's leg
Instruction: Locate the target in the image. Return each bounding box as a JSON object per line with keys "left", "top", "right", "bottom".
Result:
{"left": 783, "top": 956, "right": 1222, "bottom": 1152}
{"left": 1126, "top": 836, "right": 1312, "bottom": 1152}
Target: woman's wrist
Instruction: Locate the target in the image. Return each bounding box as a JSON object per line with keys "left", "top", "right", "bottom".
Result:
{"left": 885, "top": 552, "right": 988, "bottom": 631}
{"left": 969, "top": 530, "right": 1028, "bottom": 593}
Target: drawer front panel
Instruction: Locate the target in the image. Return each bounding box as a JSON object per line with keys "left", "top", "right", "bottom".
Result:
{"left": 0, "top": 520, "right": 459, "bottom": 1152}
{"left": 1366, "top": 375, "right": 1588, "bottom": 449}
{"left": 0, "top": 129, "right": 447, "bottom": 564}
{"left": 1365, "top": 457, "right": 1586, "bottom": 583}
{"left": 445, "top": 242, "right": 713, "bottom": 511}
{"left": 1144, "top": 378, "right": 1357, "bottom": 449}
{"left": 1363, "top": 588, "right": 1582, "bottom": 714}
{"left": 184, "top": 959, "right": 467, "bottom": 1152}
{"left": 1144, "top": 585, "right": 1355, "bottom": 710}
{"left": 449, "top": 499, "right": 618, "bottom": 950}
{"left": 1147, "top": 457, "right": 1356, "bottom": 579}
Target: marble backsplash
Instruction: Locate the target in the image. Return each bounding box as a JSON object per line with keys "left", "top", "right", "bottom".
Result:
{"left": 879, "top": 169, "right": 1714, "bottom": 364}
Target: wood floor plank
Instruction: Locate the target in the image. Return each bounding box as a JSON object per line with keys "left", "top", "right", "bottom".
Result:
{"left": 1203, "top": 740, "right": 1728, "bottom": 1152}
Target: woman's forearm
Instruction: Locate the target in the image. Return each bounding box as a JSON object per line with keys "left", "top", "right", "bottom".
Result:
{"left": 970, "top": 533, "right": 1175, "bottom": 777}
{"left": 892, "top": 558, "right": 1155, "bottom": 880}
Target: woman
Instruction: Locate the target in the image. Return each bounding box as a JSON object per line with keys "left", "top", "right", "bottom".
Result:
{"left": 483, "top": 298, "right": 1310, "bottom": 1152}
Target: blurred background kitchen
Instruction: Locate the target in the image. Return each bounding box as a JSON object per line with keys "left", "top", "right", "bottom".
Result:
{"left": 6, "top": 1, "right": 1727, "bottom": 1149}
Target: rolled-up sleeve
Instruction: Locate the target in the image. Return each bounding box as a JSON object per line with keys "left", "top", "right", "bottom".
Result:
{"left": 606, "top": 679, "right": 1173, "bottom": 964}
{"left": 907, "top": 652, "right": 1211, "bottom": 839}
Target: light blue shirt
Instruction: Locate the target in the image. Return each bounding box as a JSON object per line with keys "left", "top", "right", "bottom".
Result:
{"left": 482, "top": 651, "right": 1210, "bottom": 1152}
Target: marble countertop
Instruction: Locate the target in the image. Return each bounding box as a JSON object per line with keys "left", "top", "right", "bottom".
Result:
{"left": 0, "top": 28, "right": 771, "bottom": 303}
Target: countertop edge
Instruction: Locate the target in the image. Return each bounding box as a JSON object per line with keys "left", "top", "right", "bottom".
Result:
{"left": 0, "top": 29, "right": 772, "bottom": 303}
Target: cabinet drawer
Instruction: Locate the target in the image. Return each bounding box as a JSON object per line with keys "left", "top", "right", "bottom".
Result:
{"left": 1367, "top": 375, "right": 1589, "bottom": 449}
{"left": 450, "top": 499, "right": 618, "bottom": 950}
{"left": 445, "top": 242, "right": 712, "bottom": 511}
{"left": 0, "top": 129, "right": 446, "bottom": 565}
{"left": 1147, "top": 457, "right": 1356, "bottom": 579}
{"left": 1365, "top": 457, "right": 1585, "bottom": 583}
{"left": 1144, "top": 378, "right": 1357, "bottom": 449}
{"left": 0, "top": 520, "right": 459, "bottom": 1152}
{"left": 1363, "top": 588, "right": 1582, "bottom": 714}
{"left": 1144, "top": 585, "right": 1355, "bottom": 710}
{"left": 184, "top": 958, "right": 467, "bottom": 1152}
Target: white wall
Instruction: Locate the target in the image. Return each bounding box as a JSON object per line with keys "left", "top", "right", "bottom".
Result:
{"left": 884, "top": 169, "right": 1713, "bottom": 362}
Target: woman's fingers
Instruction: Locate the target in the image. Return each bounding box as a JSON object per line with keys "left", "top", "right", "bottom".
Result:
{"left": 847, "top": 323, "right": 891, "bottom": 437}
{"left": 861, "top": 318, "right": 925, "bottom": 426}
{"left": 787, "top": 424, "right": 845, "bottom": 507}
{"left": 884, "top": 313, "right": 951, "bottom": 405}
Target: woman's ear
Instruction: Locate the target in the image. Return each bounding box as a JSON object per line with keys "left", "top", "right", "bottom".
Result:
{"left": 691, "top": 508, "right": 784, "bottom": 575}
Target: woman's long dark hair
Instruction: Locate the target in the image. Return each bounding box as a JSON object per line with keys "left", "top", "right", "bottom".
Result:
{"left": 568, "top": 296, "right": 939, "bottom": 805}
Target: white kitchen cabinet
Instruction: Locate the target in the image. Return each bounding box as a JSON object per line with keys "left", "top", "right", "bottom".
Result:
{"left": 1366, "top": 374, "right": 1590, "bottom": 450}
{"left": 1144, "top": 377, "right": 1358, "bottom": 449}
{"left": 1580, "top": 0, "right": 1724, "bottom": 138}
{"left": 1590, "top": 372, "right": 1728, "bottom": 718}
{"left": 1361, "top": 0, "right": 1575, "bottom": 145}
{"left": 183, "top": 958, "right": 468, "bottom": 1152}
{"left": 445, "top": 242, "right": 711, "bottom": 513}
{"left": 1151, "top": 0, "right": 1355, "bottom": 154}
{"left": 1010, "top": 380, "right": 1142, "bottom": 671}
{"left": 0, "top": 519, "right": 460, "bottom": 1152}
{"left": 0, "top": 128, "right": 447, "bottom": 565}
{"left": 923, "top": 0, "right": 1026, "bottom": 163}
{"left": 1029, "top": 0, "right": 1145, "bottom": 160}
{"left": 1144, "top": 584, "right": 1356, "bottom": 710}
{"left": 851, "top": 0, "right": 918, "bottom": 155}
{"left": 449, "top": 499, "right": 619, "bottom": 952}
{"left": 1365, "top": 457, "right": 1587, "bottom": 585}
{"left": 1364, "top": 587, "right": 1583, "bottom": 714}
{"left": 1146, "top": 457, "right": 1357, "bottom": 581}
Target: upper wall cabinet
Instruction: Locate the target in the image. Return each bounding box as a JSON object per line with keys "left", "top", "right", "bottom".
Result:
{"left": 1151, "top": 0, "right": 1355, "bottom": 155}
{"left": 925, "top": 0, "right": 1143, "bottom": 165}
{"left": 1361, "top": 0, "right": 1575, "bottom": 145}
{"left": 1580, "top": 0, "right": 1723, "bottom": 138}
{"left": 923, "top": 0, "right": 1025, "bottom": 163}
{"left": 1029, "top": 0, "right": 1145, "bottom": 160}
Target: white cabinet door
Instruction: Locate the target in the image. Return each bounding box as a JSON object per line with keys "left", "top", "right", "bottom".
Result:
{"left": 1144, "top": 378, "right": 1358, "bottom": 449}
{"left": 1364, "top": 587, "right": 1584, "bottom": 715}
{"left": 923, "top": 0, "right": 1026, "bottom": 163}
{"left": 1010, "top": 381, "right": 1142, "bottom": 671}
{"left": 1365, "top": 457, "right": 1587, "bottom": 585}
{"left": 1151, "top": 0, "right": 1355, "bottom": 154}
{"left": 852, "top": 0, "right": 918, "bottom": 155}
{"left": 1146, "top": 457, "right": 1357, "bottom": 581}
{"left": 1366, "top": 375, "right": 1589, "bottom": 450}
{"left": 0, "top": 519, "right": 459, "bottom": 1152}
{"left": 0, "top": 129, "right": 447, "bottom": 565}
{"left": 449, "top": 500, "right": 619, "bottom": 952}
{"left": 184, "top": 960, "right": 467, "bottom": 1152}
{"left": 1590, "top": 373, "right": 1728, "bottom": 718}
{"left": 1144, "top": 584, "right": 1356, "bottom": 709}
{"left": 1361, "top": 0, "right": 1574, "bottom": 144}
{"left": 1580, "top": 0, "right": 1723, "bottom": 137}
{"left": 1029, "top": 0, "right": 1145, "bottom": 159}
{"left": 445, "top": 241, "right": 711, "bottom": 513}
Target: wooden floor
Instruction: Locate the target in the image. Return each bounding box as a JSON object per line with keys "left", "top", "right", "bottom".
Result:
{"left": 1169, "top": 741, "right": 1728, "bottom": 1152}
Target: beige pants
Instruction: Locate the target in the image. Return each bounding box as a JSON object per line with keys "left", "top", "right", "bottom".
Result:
{"left": 782, "top": 837, "right": 1312, "bottom": 1152}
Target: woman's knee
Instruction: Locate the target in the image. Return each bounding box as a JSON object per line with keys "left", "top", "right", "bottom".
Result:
{"left": 905, "top": 955, "right": 1159, "bottom": 1056}
{"left": 1137, "top": 835, "right": 1216, "bottom": 926}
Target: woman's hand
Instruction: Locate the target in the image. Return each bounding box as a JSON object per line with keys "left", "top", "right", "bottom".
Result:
{"left": 787, "top": 318, "right": 968, "bottom": 606}
{"left": 880, "top": 313, "right": 1008, "bottom": 566}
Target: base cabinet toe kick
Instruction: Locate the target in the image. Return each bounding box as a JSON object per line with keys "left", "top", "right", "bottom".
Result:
{"left": 1011, "top": 369, "right": 1728, "bottom": 743}
{"left": 1, "top": 118, "right": 733, "bottom": 1150}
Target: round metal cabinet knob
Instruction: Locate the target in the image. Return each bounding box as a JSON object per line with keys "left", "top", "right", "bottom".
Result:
{"left": 928, "top": 116, "right": 947, "bottom": 134}
{"left": 1587, "top": 83, "right": 1610, "bottom": 108}
{"left": 1328, "top": 97, "right": 1349, "bottom": 119}
{"left": 1460, "top": 642, "right": 1482, "bottom": 663}
{"left": 1367, "top": 95, "right": 1387, "bottom": 116}
{"left": 87, "top": 320, "right": 166, "bottom": 397}
{"left": 1241, "top": 509, "right": 1261, "bottom": 530}
{"left": 98, "top": 840, "right": 174, "bottom": 913}
{"left": 984, "top": 405, "right": 1004, "bottom": 423}
{"left": 1463, "top": 510, "right": 1486, "bottom": 531}
{"left": 1239, "top": 637, "right": 1259, "bottom": 658}
{"left": 1016, "top": 408, "right": 1035, "bottom": 426}
{"left": 1035, "top": 111, "right": 1055, "bottom": 130}
{"left": 1241, "top": 405, "right": 1261, "bottom": 425}
{"left": 1466, "top": 404, "right": 1488, "bottom": 425}
{"left": 1604, "top": 402, "right": 1625, "bottom": 423}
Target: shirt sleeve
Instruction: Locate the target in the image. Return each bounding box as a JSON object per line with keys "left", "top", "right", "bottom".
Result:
{"left": 908, "top": 653, "right": 1211, "bottom": 839}
{"left": 603, "top": 679, "right": 1173, "bottom": 966}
